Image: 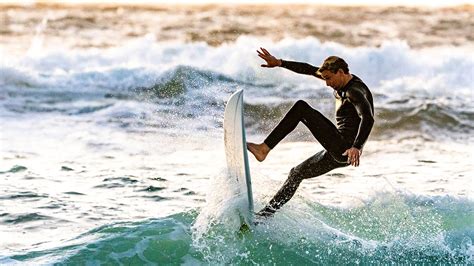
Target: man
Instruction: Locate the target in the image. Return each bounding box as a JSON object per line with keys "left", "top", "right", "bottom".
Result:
{"left": 247, "top": 47, "right": 374, "bottom": 217}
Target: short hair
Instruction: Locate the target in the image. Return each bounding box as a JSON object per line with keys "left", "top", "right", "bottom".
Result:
{"left": 316, "top": 56, "right": 349, "bottom": 75}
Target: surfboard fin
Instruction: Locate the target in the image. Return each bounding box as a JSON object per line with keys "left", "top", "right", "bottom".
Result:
{"left": 239, "top": 223, "right": 251, "bottom": 233}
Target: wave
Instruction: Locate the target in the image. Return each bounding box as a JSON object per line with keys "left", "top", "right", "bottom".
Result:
{"left": 374, "top": 103, "right": 474, "bottom": 138}
{"left": 131, "top": 65, "right": 237, "bottom": 99}
{"left": 2, "top": 36, "right": 473, "bottom": 91}
{"left": 0, "top": 66, "right": 49, "bottom": 88}
{"left": 3, "top": 193, "right": 473, "bottom": 264}
{"left": 1, "top": 37, "right": 473, "bottom": 140}
{"left": 243, "top": 100, "right": 474, "bottom": 140}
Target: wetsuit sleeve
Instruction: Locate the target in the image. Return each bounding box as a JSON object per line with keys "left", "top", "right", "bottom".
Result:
{"left": 347, "top": 86, "right": 374, "bottom": 149}
{"left": 280, "top": 60, "right": 324, "bottom": 80}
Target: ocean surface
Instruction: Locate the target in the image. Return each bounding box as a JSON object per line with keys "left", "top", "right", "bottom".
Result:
{"left": 1, "top": 3, "right": 473, "bottom": 264}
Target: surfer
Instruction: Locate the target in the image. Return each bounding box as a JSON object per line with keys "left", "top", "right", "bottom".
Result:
{"left": 248, "top": 47, "right": 374, "bottom": 217}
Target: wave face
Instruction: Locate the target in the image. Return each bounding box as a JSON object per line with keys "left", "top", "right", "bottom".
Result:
{"left": 1, "top": 37, "right": 473, "bottom": 141}
{"left": 3, "top": 193, "right": 473, "bottom": 265}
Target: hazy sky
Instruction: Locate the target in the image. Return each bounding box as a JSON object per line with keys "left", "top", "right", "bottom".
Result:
{"left": 1, "top": 0, "right": 473, "bottom": 6}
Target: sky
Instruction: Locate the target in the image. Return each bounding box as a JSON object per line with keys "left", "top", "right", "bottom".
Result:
{"left": 1, "top": 0, "right": 473, "bottom": 6}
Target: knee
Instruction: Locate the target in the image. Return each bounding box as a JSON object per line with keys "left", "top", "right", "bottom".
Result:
{"left": 292, "top": 100, "right": 311, "bottom": 117}
{"left": 288, "top": 167, "right": 303, "bottom": 184}
{"left": 294, "top": 100, "right": 309, "bottom": 109}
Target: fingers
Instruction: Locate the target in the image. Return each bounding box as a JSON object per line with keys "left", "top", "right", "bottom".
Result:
{"left": 257, "top": 47, "right": 272, "bottom": 58}
{"left": 348, "top": 156, "right": 355, "bottom": 166}
{"left": 351, "top": 155, "right": 359, "bottom": 167}
{"left": 261, "top": 47, "right": 271, "bottom": 56}
{"left": 257, "top": 49, "right": 275, "bottom": 68}
{"left": 257, "top": 51, "right": 270, "bottom": 62}
{"left": 257, "top": 48, "right": 269, "bottom": 56}
{"left": 257, "top": 51, "right": 271, "bottom": 62}
{"left": 352, "top": 155, "right": 360, "bottom": 167}
{"left": 344, "top": 150, "right": 360, "bottom": 167}
{"left": 347, "top": 156, "right": 354, "bottom": 165}
{"left": 343, "top": 148, "right": 361, "bottom": 167}
{"left": 344, "top": 150, "right": 350, "bottom": 164}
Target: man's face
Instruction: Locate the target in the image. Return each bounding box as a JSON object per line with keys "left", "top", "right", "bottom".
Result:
{"left": 321, "top": 69, "right": 344, "bottom": 90}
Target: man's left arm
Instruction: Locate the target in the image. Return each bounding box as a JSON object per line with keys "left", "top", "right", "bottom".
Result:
{"left": 343, "top": 86, "right": 375, "bottom": 166}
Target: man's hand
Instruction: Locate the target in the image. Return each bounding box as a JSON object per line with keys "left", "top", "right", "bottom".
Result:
{"left": 257, "top": 47, "right": 282, "bottom": 68}
{"left": 342, "top": 147, "right": 362, "bottom": 167}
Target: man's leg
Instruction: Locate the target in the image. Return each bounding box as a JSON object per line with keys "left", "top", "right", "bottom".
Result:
{"left": 263, "top": 100, "right": 351, "bottom": 162}
{"left": 257, "top": 150, "right": 348, "bottom": 217}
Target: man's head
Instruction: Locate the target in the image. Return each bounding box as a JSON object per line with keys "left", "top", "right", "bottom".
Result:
{"left": 316, "top": 56, "right": 351, "bottom": 90}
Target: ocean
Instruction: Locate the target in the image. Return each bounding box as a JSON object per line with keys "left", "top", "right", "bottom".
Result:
{"left": 0, "top": 3, "right": 473, "bottom": 264}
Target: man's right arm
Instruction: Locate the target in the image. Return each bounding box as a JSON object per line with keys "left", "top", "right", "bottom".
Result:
{"left": 280, "top": 60, "right": 324, "bottom": 80}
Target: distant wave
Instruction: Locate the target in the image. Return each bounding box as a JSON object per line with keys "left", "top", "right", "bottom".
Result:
{"left": 244, "top": 102, "right": 474, "bottom": 141}
{"left": 132, "top": 65, "right": 237, "bottom": 99}
{"left": 1, "top": 38, "right": 472, "bottom": 140}
{"left": 374, "top": 103, "right": 474, "bottom": 137}
{"left": 2, "top": 37, "right": 472, "bottom": 94}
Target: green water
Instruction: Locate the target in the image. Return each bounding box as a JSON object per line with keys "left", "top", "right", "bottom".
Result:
{"left": 4, "top": 193, "right": 473, "bottom": 265}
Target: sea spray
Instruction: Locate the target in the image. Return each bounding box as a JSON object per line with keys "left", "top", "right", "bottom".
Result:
{"left": 191, "top": 168, "right": 251, "bottom": 264}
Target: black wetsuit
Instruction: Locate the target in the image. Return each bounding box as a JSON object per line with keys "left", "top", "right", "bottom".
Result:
{"left": 258, "top": 59, "right": 375, "bottom": 217}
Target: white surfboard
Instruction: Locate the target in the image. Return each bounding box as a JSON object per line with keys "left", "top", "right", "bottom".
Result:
{"left": 223, "top": 89, "right": 254, "bottom": 227}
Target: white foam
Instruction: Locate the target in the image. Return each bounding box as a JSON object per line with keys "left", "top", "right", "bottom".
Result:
{"left": 1, "top": 36, "right": 472, "bottom": 138}
{"left": 2, "top": 36, "right": 472, "bottom": 96}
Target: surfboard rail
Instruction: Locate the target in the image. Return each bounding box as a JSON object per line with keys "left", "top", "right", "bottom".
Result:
{"left": 223, "top": 89, "right": 254, "bottom": 226}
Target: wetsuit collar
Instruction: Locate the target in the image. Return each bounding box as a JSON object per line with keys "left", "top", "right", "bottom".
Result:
{"left": 336, "top": 75, "right": 356, "bottom": 99}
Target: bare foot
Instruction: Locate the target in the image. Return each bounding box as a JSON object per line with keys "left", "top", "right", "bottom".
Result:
{"left": 247, "top": 142, "right": 270, "bottom": 162}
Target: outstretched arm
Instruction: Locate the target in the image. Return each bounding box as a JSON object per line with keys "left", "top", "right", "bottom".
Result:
{"left": 280, "top": 60, "right": 324, "bottom": 80}
{"left": 257, "top": 47, "right": 324, "bottom": 80}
